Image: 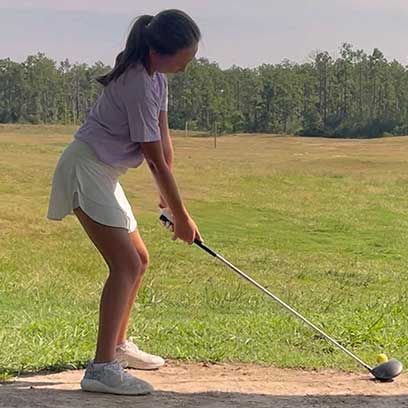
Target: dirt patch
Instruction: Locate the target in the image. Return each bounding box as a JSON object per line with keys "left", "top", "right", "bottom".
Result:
{"left": 1, "top": 361, "right": 407, "bottom": 407}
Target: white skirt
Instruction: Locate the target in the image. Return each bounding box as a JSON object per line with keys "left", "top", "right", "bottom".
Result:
{"left": 47, "top": 139, "right": 137, "bottom": 232}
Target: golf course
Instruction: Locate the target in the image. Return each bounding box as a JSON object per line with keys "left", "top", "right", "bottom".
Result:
{"left": 0, "top": 124, "right": 407, "bottom": 406}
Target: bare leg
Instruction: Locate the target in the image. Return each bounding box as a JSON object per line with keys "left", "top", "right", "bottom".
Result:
{"left": 74, "top": 208, "right": 143, "bottom": 363}
{"left": 116, "top": 230, "right": 150, "bottom": 345}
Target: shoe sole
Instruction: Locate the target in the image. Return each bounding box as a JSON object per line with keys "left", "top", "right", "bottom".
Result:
{"left": 118, "top": 358, "right": 165, "bottom": 371}
{"left": 80, "top": 379, "right": 153, "bottom": 395}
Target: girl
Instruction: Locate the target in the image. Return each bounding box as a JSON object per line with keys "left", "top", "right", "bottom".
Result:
{"left": 47, "top": 9, "right": 202, "bottom": 396}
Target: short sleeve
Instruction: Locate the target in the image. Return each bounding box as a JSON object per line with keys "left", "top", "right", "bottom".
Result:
{"left": 160, "top": 77, "right": 168, "bottom": 112}
{"left": 124, "top": 79, "right": 161, "bottom": 143}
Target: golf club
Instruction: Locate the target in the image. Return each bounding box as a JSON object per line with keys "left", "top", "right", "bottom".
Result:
{"left": 160, "top": 214, "right": 403, "bottom": 382}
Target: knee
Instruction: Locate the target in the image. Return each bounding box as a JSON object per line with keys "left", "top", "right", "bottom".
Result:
{"left": 138, "top": 250, "right": 149, "bottom": 274}
{"left": 109, "top": 252, "right": 143, "bottom": 284}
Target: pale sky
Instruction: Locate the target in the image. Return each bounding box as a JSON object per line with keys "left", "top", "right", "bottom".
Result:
{"left": 1, "top": 0, "right": 407, "bottom": 68}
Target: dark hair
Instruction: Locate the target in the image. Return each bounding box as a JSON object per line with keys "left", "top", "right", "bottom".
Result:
{"left": 97, "top": 9, "right": 201, "bottom": 86}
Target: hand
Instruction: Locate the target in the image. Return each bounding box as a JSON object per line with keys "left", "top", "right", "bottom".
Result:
{"left": 173, "top": 214, "right": 202, "bottom": 245}
{"left": 159, "top": 207, "right": 174, "bottom": 232}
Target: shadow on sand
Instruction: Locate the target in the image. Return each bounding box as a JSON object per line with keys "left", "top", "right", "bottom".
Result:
{"left": 1, "top": 379, "right": 407, "bottom": 408}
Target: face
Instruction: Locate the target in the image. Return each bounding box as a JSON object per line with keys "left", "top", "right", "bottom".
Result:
{"left": 150, "top": 44, "right": 198, "bottom": 74}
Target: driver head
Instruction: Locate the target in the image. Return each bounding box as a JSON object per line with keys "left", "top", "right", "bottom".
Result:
{"left": 371, "top": 358, "right": 403, "bottom": 381}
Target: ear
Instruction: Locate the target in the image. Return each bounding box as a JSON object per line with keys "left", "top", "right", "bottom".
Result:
{"left": 149, "top": 49, "right": 163, "bottom": 67}
{"left": 149, "top": 49, "right": 160, "bottom": 59}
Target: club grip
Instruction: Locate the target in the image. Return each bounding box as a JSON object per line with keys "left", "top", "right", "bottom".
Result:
{"left": 160, "top": 214, "right": 201, "bottom": 243}
{"left": 160, "top": 213, "right": 174, "bottom": 227}
{"left": 159, "top": 214, "right": 218, "bottom": 257}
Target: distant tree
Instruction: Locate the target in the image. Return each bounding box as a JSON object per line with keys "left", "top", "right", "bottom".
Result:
{"left": 1, "top": 47, "right": 408, "bottom": 138}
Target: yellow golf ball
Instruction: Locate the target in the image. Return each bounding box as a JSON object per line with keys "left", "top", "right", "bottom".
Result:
{"left": 376, "top": 353, "right": 388, "bottom": 364}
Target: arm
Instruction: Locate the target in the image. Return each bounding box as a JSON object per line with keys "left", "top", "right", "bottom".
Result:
{"left": 158, "top": 111, "right": 173, "bottom": 208}
{"left": 140, "top": 140, "right": 201, "bottom": 243}
{"left": 124, "top": 74, "right": 200, "bottom": 243}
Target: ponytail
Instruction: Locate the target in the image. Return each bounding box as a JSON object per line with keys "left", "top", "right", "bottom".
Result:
{"left": 96, "top": 15, "right": 153, "bottom": 86}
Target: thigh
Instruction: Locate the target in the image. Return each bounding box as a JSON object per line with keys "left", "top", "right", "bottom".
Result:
{"left": 74, "top": 207, "right": 141, "bottom": 271}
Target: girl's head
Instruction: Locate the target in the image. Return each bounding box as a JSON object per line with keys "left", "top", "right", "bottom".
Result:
{"left": 97, "top": 9, "right": 201, "bottom": 86}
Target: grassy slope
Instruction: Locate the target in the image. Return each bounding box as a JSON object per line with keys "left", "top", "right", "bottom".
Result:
{"left": 0, "top": 124, "right": 407, "bottom": 378}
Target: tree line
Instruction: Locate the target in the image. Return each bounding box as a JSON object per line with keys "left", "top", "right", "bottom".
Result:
{"left": 1, "top": 43, "right": 408, "bottom": 138}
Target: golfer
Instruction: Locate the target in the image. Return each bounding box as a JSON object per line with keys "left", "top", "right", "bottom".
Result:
{"left": 47, "top": 9, "right": 202, "bottom": 395}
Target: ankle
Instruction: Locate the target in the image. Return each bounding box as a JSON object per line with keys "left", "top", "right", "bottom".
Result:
{"left": 94, "top": 352, "right": 116, "bottom": 363}
{"left": 93, "top": 359, "right": 116, "bottom": 366}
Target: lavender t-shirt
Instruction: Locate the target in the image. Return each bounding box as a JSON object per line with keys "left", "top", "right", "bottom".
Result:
{"left": 75, "top": 64, "right": 168, "bottom": 169}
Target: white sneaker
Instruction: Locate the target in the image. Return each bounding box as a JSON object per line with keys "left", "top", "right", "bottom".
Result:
{"left": 116, "top": 340, "right": 165, "bottom": 370}
{"left": 80, "top": 360, "right": 153, "bottom": 395}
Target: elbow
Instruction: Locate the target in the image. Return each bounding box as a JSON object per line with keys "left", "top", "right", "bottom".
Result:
{"left": 146, "top": 158, "right": 168, "bottom": 175}
{"left": 146, "top": 158, "right": 158, "bottom": 174}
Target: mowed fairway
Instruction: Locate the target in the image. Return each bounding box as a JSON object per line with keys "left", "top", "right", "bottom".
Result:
{"left": 1, "top": 124, "right": 408, "bottom": 381}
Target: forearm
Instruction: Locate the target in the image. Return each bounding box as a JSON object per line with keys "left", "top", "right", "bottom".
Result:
{"left": 159, "top": 132, "right": 174, "bottom": 207}
{"left": 158, "top": 153, "right": 172, "bottom": 208}
{"left": 147, "top": 159, "right": 187, "bottom": 219}
{"left": 163, "top": 140, "right": 174, "bottom": 168}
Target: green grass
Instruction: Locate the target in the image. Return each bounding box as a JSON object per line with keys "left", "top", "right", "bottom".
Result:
{"left": 1, "top": 124, "right": 407, "bottom": 380}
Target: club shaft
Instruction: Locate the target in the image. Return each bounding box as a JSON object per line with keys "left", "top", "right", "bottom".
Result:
{"left": 195, "top": 240, "right": 373, "bottom": 372}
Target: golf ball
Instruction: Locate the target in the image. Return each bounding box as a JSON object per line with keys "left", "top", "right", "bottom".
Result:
{"left": 376, "top": 353, "right": 388, "bottom": 364}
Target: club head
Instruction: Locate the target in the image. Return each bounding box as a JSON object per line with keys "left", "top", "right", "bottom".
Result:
{"left": 371, "top": 358, "right": 403, "bottom": 381}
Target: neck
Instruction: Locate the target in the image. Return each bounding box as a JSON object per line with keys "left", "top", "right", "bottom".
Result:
{"left": 146, "top": 56, "right": 156, "bottom": 76}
